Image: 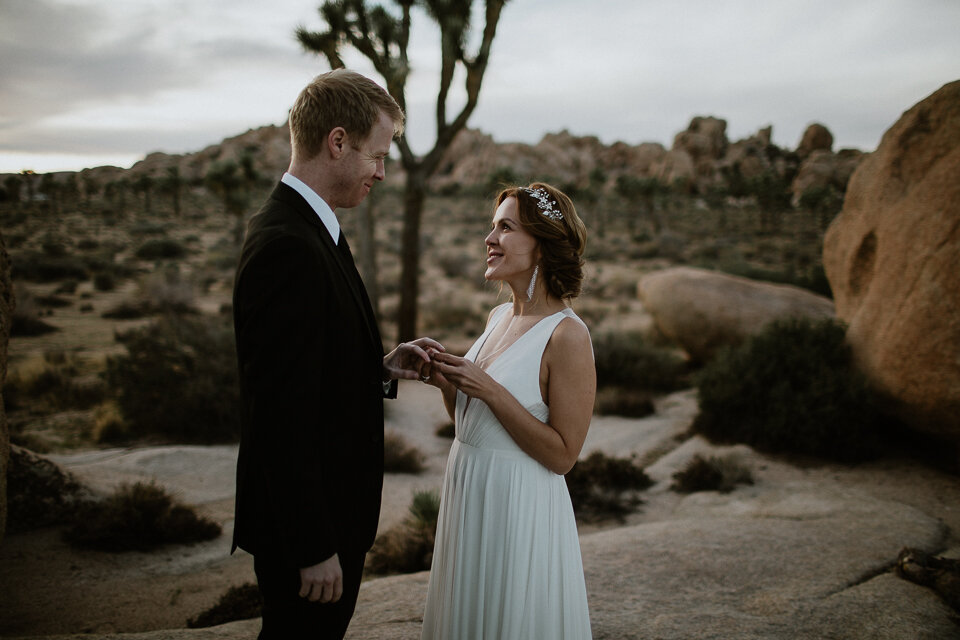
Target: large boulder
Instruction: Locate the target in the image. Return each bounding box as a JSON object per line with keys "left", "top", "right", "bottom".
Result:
{"left": 823, "top": 80, "right": 960, "bottom": 439}
{"left": 797, "top": 122, "right": 834, "bottom": 160}
{"left": 6, "top": 444, "right": 93, "bottom": 534}
{"left": 0, "top": 228, "right": 11, "bottom": 541}
{"left": 639, "top": 267, "right": 835, "bottom": 362}
{"left": 791, "top": 148, "right": 865, "bottom": 206}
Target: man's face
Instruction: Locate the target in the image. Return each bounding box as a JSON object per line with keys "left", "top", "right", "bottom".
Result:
{"left": 332, "top": 111, "right": 395, "bottom": 210}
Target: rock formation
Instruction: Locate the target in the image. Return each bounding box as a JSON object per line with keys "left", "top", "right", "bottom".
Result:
{"left": 0, "top": 228, "right": 12, "bottom": 541}
{"left": 796, "top": 122, "right": 834, "bottom": 160}
{"left": 823, "top": 80, "right": 960, "bottom": 439}
{"left": 639, "top": 266, "right": 835, "bottom": 362}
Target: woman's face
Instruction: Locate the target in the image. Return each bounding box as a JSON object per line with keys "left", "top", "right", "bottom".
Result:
{"left": 484, "top": 196, "right": 538, "bottom": 283}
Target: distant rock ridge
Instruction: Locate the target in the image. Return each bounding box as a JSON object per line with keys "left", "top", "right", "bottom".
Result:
{"left": 9, "top": 118, "right": 865, "bottom": 205}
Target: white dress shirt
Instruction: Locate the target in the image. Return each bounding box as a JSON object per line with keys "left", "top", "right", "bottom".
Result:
{"left": 281, "top": 172, "right": 340, "bottom": 245}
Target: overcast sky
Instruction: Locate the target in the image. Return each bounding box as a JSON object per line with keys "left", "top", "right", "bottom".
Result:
{"left": 1, "top": 0, "right": 958, "bottom": 174}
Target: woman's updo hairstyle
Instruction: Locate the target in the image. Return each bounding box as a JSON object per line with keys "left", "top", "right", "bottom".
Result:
{"left": 495, "top": 182, "right": 587, "bottom": 300}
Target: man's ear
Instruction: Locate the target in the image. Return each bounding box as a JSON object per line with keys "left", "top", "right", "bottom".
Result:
{"left": 327, "top": 127, "right": 348, "bottom": 158}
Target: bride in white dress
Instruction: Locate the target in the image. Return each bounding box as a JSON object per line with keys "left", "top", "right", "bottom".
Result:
{"left": 419, "top": 183, "right": 595, "bottom": 639}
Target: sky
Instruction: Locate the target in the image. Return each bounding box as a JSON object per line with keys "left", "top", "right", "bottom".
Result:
{"left": 1, "top": 0, "right": 958, "bottom": 174}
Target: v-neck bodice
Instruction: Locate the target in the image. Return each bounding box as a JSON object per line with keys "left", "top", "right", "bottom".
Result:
{"left": 455, "top": 304, "right": 585, "bottom": 453}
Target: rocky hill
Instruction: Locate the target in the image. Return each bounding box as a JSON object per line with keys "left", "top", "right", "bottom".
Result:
{"left": 2, "top": 116, "right": 864, "bottom": 209}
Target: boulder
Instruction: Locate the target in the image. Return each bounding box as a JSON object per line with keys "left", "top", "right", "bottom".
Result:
{"left": 823, "top": 80, "right": 960, "bottom": 439}
{"left": 0, "top": 228, "right": 11, "bottom": 541}
{"left": 797, "top": 122, "right": 834, "bottom": 160}
{"left": 791, "top": 148, "right": 864, "bottom": 206}
{"left": 6, "top": 444, "right": 94, "bottom": 534}
{"left": 639, "top": 267, "right": 835, "bottom": 361}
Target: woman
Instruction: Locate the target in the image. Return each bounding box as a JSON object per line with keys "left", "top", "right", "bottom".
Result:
{"left": 420, "top": 183, "right": 595, "bottom": 639}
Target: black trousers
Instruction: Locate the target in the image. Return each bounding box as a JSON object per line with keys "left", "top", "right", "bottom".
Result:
{"left": 254, "top": 551, "right": 366, "bottom": 640}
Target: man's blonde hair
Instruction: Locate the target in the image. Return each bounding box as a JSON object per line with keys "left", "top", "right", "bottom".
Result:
{"left": 289, "top": 69, "right": 404, "bottom": 160}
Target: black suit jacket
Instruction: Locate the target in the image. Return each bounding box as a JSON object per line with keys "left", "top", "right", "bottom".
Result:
{"left": 232, "top": 182, "right": 394, "bottom": 569}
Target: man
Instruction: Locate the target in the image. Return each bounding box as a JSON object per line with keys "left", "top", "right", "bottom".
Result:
{"left": 232, "top": 69, "right": 441, "bottom": 639}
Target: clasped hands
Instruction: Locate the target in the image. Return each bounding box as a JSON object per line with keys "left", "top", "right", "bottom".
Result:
{"left": 384, "top": 338, "right": 493, "bottom": 400}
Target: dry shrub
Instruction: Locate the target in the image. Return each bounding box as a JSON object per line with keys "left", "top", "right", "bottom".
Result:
{"left": 435, "top": 422, "right": 455, "bottom": 438}
{"left": 64, "top": 481, "right": 221, "bottom": 552}
{"left": 367, "top": 490, "right": 440, "bottom": 575}
{"left": 565, "top": 451, "right": 652, "bottom": 523}
{"left": 187, "top": 583, "right": 262, "bottom": 628}
{"left": 670, "top": 454, "right": 754, "bottom": 494}
{"left": 383, "top": 430, "right": 425, "bottom": 474}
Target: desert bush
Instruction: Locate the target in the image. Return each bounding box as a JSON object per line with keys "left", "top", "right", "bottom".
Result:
{"left": 187, "top": 583, "right": 261, "bottom": 628}
{"left": 34, "top": 293, "right": 72, "bottom": 308}
{"left": 592, "top": 331, "right": 688, "bottom": 392}
{"left": 11, "top": 250, "right": 89, "bottom": 282}
{"left": 64, "top": 481, "right": 221, "bottom": 552}
{"left": 4, "top": 353, "right": 105, "bottom": 413}
{"left": 134, "top": 237, "right": 187, "bottom": 260}
{"left": 101, "top": 300, "right": 148, "bottom": 319}
{"left": 54, "top": 280, "right": 79, "bottom": 294}
{"left": 670, "top": 454, "right": 754, "bottom": 494}
{"left": 421, "top": 299, "right": 485, "bottom": 336}
{"left": 593, "top": 387, "right": 655, "bottom": 418}
{"left": 105, "top": 313, "right": 240, "bottom": 443}
{"left": 367, "top": 490, "right": 440, "bottom": 575}
{"left": 93, "top": 271, "right": 117, "bottom": 291}
{"left": 565, "top": 451, "right": 653, "bottom": 522}
{"left": 383, "top": 430, "right": 426, "bottom": 474}
{"left": 692, "top": 317, "right": 884, "bottom": 462}
{"left": 435, "top": 422, "right": 455, "bottom": 438}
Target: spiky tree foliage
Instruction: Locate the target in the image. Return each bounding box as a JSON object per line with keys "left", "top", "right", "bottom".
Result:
{"left": 297, "top": 0, "right": 508, "bottom": 340}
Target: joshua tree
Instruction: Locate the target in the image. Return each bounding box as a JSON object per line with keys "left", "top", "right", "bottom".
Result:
{"left": 205, "top": 161, "right": 247, "bottom": 244}
{"left": 159, "top": 166, "right": 184, "bottom": 218}
{"left": 297, "top": 0, "right": 509, "bottom": 340}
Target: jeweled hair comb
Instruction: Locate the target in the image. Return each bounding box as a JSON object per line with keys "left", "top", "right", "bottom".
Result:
{"left": 521, "top": 187, "right": 563, "bottom": 221}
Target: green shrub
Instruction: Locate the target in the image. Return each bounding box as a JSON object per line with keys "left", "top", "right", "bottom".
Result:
{"left": 93, "top": 271, "right": 117, "bottom": 291}
{"left": 11, "top": 250, "right": 89, "bottom": 282}
{"left": 367, "top": 490, "right": 440, "bottom": 575}
{"left": 134, "top": 238, "right": 187, "bottom": 260}
{"left": 692, "top": 317, "right": 884, "bottom": 462}
{"left": 565, "top": 451, "right": 652, "bottom": 522}
{"left": 593, "top": 387, "right": 655, "bottom": 418}
{"left": 64, "top": 482, "right": 221, "bottom": 552}
{"left": 671, "top": 454, "right": 754, "bottom": 494}
{"left": 592, "top": 331, "right": 688, "bottom": 392}
{"left": 187, "top": 583, "right": 261, "bottom": 628}
{"left": 383, "top": 431, "right": 425, "bottom": 474}
{"left": 435, "top": 422, "right": 455, "bottom": 438}
{"left": 105, "top": 313, "right": 240, "bottom": 443}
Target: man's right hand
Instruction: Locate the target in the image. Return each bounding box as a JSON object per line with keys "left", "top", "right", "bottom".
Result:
{"left": 299, "top": 554, "right": 343, "bottom": 603}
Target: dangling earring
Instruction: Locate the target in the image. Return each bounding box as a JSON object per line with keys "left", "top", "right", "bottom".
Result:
{"left": 526, "top": 265, "right": 539, "bottom": 302}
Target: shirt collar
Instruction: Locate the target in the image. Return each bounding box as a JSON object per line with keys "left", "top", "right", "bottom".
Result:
{"left": 281, "top": 172, "right": 340, "bottom": 244}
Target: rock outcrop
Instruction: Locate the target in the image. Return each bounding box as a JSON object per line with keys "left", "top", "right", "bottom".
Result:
{"left": 797, "top": 122, "right": 834, "bottom": 160}
{"left": 639, "top": 267, "right": 835, "bottom": 362}
{"left": 0, "top": 228, "right": 12, "bottom": 541}
{"left": 823, "top": 80, "right": 960, "bottom": 439}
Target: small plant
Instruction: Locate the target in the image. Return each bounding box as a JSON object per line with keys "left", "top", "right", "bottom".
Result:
{"left": 670, "top": 454, "right": 754, "bottom": 494}
{"left": 435, "top": 422, "right": 455, "bottom": 439}
{"left": 93, "top": 271, "right": 117, "bottom": 291}
{"left": 64, "top": 481, "right": 221, "bottom": 552}
{"left": 105, "top": 313, "right": 240, "bottom": 443}
{"left": 383, "top": 431, "right": 425, "bottom": 474}
{"left": 593, "top": 387, "right": 655, "bottom": 418}
{"left": 187, "top": 583, "right": 262, "bottom": 628}
{"left": 591, "top": 330, "right": 688, "bottom": 417}
{"left": 693, "top": 317, "right": 885, "bottom": 462}
{"left": 367, "top": 490, "right": 441, "bottom": 575}
{"left": 134, "top": 238, "right": 187, "bottom": 260}
{"left": 565, "top": 451, "right": 653, "bottom": 522}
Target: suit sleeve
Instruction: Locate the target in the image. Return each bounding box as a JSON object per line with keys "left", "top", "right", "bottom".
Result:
{"left": 235, "top": 235, "right": 340, "bottom": 568}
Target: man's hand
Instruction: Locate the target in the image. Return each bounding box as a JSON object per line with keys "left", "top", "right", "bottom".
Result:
{"left": 299, "top": 554, "right": 343, "bottom": 603}
{"left": 383, "top": 337, "right": 445, "bottom": 381}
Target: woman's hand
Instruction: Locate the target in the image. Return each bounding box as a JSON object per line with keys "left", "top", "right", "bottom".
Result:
{"left": 429, "top": 351, "right": 498, "bottom": 402}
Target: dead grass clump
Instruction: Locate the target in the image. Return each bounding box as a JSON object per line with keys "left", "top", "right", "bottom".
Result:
{"left": 366, "top": 490, "right": 440, "bottom": 575}
{"left": 670, "top": 454, "right": 754, "bottom": 494}
{"left": 565, "top": 451, "right": 652, "bottom": 523}
{"left": 383, "top": 431, "right": 425, "bottom": 474}
{"left": 64, "top": 481, "right": 221, "bottom": 552}
{"left": 187, "top": 583, "right": 262, "bottom": 628}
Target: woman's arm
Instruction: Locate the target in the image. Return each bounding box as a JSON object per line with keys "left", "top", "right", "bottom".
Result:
{"left": 431, "top": 317, "right": 596, "bottom": 474}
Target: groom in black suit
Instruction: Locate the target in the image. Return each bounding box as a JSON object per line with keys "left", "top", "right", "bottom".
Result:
{"left": 232, "top": 69, "right": 440, "bottom": 639}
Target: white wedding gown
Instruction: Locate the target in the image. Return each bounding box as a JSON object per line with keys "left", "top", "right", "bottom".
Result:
{"left": 421, "top": 304, "right": 592, "bottom": 639}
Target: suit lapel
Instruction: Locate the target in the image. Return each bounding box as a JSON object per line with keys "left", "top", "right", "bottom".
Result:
{"left": 273, "top": 183, "right": 382, "bottom": 354}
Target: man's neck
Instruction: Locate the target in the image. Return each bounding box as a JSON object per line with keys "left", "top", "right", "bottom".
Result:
{"left": 287, "top": 160, "right": 337, "bottom": 211}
